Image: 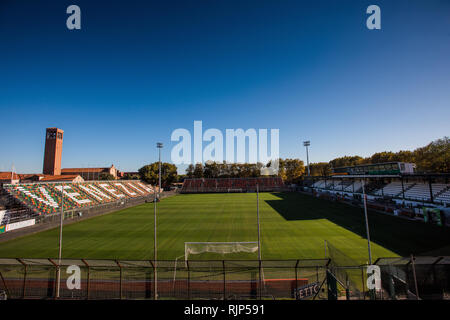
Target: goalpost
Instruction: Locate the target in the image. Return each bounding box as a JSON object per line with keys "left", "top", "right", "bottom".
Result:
{"left": 183, "top": 241, "right": 266, "bottom": 296}
{"left": 183, "top": 185, "right": 262, "bottom": 262}
{"left": 177, "top": 184, "right": 265, "bottom": 295}
{"left": 227, "top": 188, "right": 243, "bottom": 193}
{"left": 185, "top": 241, "right": 259, "bottom": 262}
{"left": 174, "top": 242, "right": 261, "bottom": 293}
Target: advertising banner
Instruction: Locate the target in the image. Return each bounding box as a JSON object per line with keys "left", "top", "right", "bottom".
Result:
{"left": 5, "top": 219, "right": 36, "bottom": 232}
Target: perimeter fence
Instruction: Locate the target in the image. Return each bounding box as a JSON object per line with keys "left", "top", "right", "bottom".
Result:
{"left": 0, "top": 256, "right": 449, "bottom": 300}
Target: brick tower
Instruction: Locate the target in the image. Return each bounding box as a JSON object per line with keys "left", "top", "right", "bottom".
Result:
{"left": 43, "top": 128, "right": 64, "bottom": 175}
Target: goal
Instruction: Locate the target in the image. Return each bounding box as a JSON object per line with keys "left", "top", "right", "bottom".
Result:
{"left": 185, "top": 242, "right": 259, "bottom": 261}
{"left": 227, "top": 188, "right": 243, "bottom": 193}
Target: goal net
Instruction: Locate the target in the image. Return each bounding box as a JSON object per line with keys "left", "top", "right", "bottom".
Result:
{"left": 185, "top": 242, "right": 259, "bottom": 261}
{"left": 227, "top": 188, "right": 243, "bottom": 193}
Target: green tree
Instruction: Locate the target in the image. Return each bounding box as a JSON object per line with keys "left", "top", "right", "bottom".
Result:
{"left": 414, "top": 137, "right": 450, "bottom": 173}
{"left": 270, "top": 158, "right": 305, "bottom": 182}
{"left": 329, "top": 156, "right": 364, "bottom": 168}
{"left": 186, "top": 164, "right": 195, "bottom": 178}
{"left": 138, "top": 162, "right": 178, "bottom": 185}
{"left": 122, "top": 173, "right": 140, "bottom": 180}
{"left": 204, "top": 161, "right": 220, "bottom": 178}
{"left": 98, "top": 173, "right": 116, "bottom": 181}
{"left": 193, "top": 163, "right": 204, "bottom": 178}
{"left": 219, "top": 161, "right": 231, "bottom": 177}
{"left": 309, "top": 162, "right": 332, "bottom": 176}
{"left": 393, "top": 150, "right": 415, "bottom": 163}
{"left": 368, "top": 151, "right": 396, "bottom": 164}
{"left": 327, "top": 137, "right": 448, "bottom": 173}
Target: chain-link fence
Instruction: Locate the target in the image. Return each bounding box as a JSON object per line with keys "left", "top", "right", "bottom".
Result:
{"left": 0, "top": 258, "right": 330, "bottom": 300}
{"left": 375, "top": 256, "right": 450, "bottom": 300}
{"left": 325, "top": 240, "right": 450, "bottom": 300}
{"left": 0, "top": 257, "right": 449, "bottom": 300}
{"left": 325, "top": 241, "right": 367, "bottom": 300}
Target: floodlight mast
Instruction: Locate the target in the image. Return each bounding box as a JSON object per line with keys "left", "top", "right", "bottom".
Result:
{"left": 154, "top": 142, "right": 163, "bottom": 300}
{"left": 157, "top": 142, "right": 163, "bottom": 200}
{"left": 303, "top": 141, "right": 311, "bottom": 176}
{"left": 56, "top": 187, "right": 64, "bottom": 298}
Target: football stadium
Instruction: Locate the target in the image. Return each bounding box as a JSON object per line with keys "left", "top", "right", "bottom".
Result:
{"left": 0, "top": 128, "right": 449, "bottom": 301}
{"left": 1, "top": 1, "right": 450, "bottom": 308}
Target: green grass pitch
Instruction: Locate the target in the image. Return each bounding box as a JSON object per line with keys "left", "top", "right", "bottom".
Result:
{"left": 0, "top": 192, "right": 449, "bottom": 263}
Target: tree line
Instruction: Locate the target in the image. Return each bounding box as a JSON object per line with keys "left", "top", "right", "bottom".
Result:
{"left": 132, "top": 159, "right": 306, "bottom": 185}
{"left": 185, "top": 159, "right": 305, "bottom": 183}
{"left": 131, "top": 137, "right": 448, "bottom": 185}
{"left": 309, "top": 137, "right": 449, "bottom": 175}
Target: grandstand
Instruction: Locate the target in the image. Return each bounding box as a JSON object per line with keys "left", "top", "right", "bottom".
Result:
{"left": 309, "top": 185, "right": 450, "bottom": 210}
{"left": 374, "top": 181, "right": 407, "bottom": 198}
{"left": 403, "top": 183, "right": 433, "bottom": 202}
{"left": 181, "top": 177, "right": 284, "bottom": 193}
{"left": 309, "top": 178, "right": 450, "bottom": 204}
{"left": 435, "top": 186, "right": 450, "bottom": 204}
{"left": 4, "top": 180, "right": 154, "bottom": 215}
{"left": 304, "top": 163, "right": 450, "bottom": 207}
{"left": 0, "top": 181, "right": 155, "bottom": 234}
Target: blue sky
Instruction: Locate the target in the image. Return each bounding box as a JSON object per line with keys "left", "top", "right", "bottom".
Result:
{"left": 0, "top": 0, "right": 449, "bottom": 173}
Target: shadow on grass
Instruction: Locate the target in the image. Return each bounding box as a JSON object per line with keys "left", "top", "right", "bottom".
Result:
{"left": 265, "top": 192, "right": 450, "bottom": 257}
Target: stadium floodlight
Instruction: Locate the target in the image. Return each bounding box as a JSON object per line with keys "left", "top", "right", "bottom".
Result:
{"left": 303, "top": 140, "right": 311, "bottom": 176}
{"left": 157, "top": 143, "right": 163, "bottom": 199}
{"left": 154, "top": 142, "right": 163, "bottom": 300}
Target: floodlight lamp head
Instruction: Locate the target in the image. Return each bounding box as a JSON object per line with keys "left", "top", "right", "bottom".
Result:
{"left": 157, "top": 142, "right": 163, "bottom": 148}
{"left": 303, "top": 141, "right": 310, "bottom": 147}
